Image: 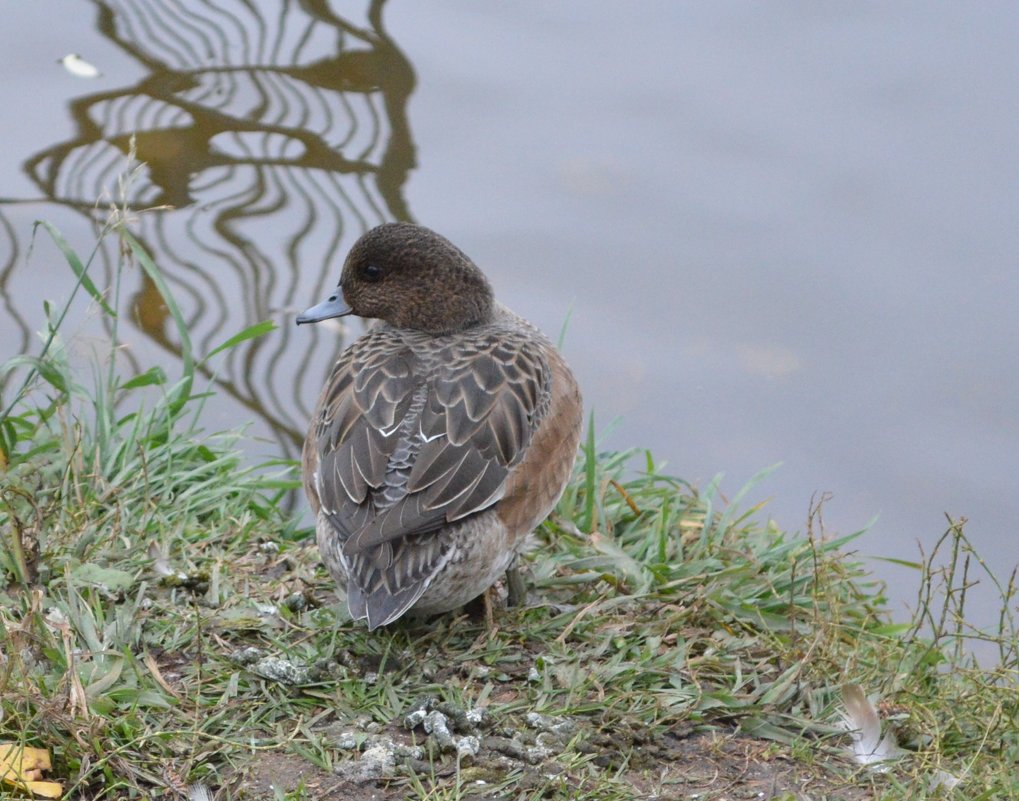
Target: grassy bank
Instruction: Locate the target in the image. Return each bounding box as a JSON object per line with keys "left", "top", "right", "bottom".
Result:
{"left": 1, "top": 212, "right": 1017, "bottom": 800}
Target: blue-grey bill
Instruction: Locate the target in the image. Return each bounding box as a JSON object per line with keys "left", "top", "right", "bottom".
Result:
{"left": 296, "top": 290, "right": 352, "bottom": 325}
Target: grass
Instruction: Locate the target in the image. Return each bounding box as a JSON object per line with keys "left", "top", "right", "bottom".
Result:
{"left": 1, "top": 200, "right": 1017, "bottom": 799}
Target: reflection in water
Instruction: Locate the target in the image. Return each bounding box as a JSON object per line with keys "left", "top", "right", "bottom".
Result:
{"left": 2, "top": 0, "right": 417, "bottom": 467}
{"left": 0, "top": 213, "right": 23, "bottom": 355}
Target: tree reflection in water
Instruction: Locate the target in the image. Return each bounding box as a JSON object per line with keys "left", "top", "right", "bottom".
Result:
{"left": 4, "top": 0, "right": 417, "bottom": 478}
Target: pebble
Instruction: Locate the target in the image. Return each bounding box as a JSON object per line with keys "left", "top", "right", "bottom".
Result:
{"left": 335, "top": 732, "right": 360, "bottom": 750}
{"left": 465, "top": 706, "right": 490, "bottom": 729}
{"left": 250, "top": 655, "right": 309, "bottom": 685}
{"left": 231, "top": 647, "right": 265, "bottom": 665}
{"left": 283, "top": 592, "right": 307, "bottom": 612}
{"left": 336, "top": 742, "right": 396, "bottom": 782}
{"left": 423, "top": 710, "right": 455, "bottom": 750}
{"left": 525, "top": 712, "right": 576, "bottom": 739}
{"left": 455, "top": 735, "right": 481, "bottom": 759}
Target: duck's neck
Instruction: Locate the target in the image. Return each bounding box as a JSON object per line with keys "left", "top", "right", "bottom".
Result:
{"left": 416, "top": 290, "right": 495, "bottom": 334}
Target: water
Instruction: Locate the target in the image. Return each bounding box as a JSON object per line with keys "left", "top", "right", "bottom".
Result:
{"left": 2, "top": 1, "right": 1017, "bottom": 634}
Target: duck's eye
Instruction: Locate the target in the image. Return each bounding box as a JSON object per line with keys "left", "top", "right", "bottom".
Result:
{"left": 363, "top": 263, "right": 383, "bottom": 282}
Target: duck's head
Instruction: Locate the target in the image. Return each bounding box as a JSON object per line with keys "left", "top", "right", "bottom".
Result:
{"left": 297, "top": 222, "right": 495, "bottom": 335}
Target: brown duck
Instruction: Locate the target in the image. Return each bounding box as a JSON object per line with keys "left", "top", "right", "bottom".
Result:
{"left": 298, "top": 223, "right": 583, "bottom": 629}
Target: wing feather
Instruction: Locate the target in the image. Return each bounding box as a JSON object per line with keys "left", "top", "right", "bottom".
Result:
{"left": 314, "top": 323, "right": 553, "bottom": 621}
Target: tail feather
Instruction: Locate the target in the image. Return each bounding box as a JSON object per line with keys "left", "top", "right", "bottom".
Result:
{"left": 364, "top": 581, "right": 429, "bottom": 630}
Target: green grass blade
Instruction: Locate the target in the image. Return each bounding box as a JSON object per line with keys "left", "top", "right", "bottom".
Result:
{"left": 122, "top": 231, "right": 194, "bottom": 414}
{"left": 35, "top": 220, "right": 116, "bottom": 317}
{"left": 582, "top": 412, "right": 598, "bottom": 532}
{"left": 203, "top": 320, "right": 278, "bottom": 362}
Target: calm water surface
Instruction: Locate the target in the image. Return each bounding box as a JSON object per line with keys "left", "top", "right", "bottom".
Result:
{"left": 2, "top": 1, "right": 1017, "bottom": 632}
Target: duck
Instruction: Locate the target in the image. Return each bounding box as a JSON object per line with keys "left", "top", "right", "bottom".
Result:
{"left": 297, "top": 222, "right": 583, "bottom": 629}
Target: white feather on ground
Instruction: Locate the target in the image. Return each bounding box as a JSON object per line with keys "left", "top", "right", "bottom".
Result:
{"left": 148, "top": 543, "right": 186, "bottom": 580}
{"left": 838, "top": 684, "right": 903, "bottom": 770}
{"left": 187, "top": 784, "right": 212, "bottom": 801}
{"left": 928, "top": 769, "right": 963, "bottom": 791}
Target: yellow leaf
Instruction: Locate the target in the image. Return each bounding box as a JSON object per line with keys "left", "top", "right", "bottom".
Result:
{"left": 0, "top": 743, "right": 62, "bottom": 798}
{"left": 25, "top": 781, "right": 63, "bottom": 799}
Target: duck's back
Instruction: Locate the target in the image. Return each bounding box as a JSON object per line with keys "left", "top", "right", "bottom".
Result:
{"left": 303, "top": 307, "right": 581, "bottom": 627}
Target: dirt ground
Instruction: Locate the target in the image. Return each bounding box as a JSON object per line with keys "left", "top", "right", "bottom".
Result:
{"left": 227, "top": 727, "right": 876, "bottom": 801}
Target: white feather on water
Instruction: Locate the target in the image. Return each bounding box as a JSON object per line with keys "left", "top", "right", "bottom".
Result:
{"left": 60, "top": 53, "right": 101, "bottom": 78}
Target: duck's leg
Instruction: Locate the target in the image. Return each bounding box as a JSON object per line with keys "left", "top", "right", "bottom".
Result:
{"left": 483, "top": 587, "right": 496, "bottom": 630}
{"left": 506, "top": 564, "right": 526, "bottom": 607}
{"left": 466, "top": 587, "right": 499, "bottom": 630}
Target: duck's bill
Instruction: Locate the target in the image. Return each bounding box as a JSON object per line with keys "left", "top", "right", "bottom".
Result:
{"left": 296, "top": 290, "right": 353, "bottom": 325}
